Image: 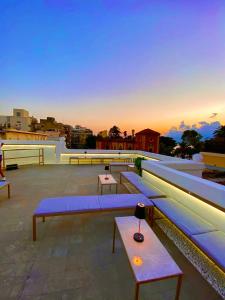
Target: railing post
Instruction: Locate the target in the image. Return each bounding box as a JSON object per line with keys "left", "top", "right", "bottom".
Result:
{"left": 42, "top": 148, "right": 44, "bottom": 165}
{"left": 2, "top": 150, "right": 5, "bottom": 169}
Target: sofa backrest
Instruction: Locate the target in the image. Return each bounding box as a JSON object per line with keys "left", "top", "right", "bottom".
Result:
{"left": 142, "top": 161, "right": 225, "bottom": 232}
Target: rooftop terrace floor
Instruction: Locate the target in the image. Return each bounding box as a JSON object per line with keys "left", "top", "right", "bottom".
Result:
{"left": 0, "top": 164, "right": 222, "bottom": 300}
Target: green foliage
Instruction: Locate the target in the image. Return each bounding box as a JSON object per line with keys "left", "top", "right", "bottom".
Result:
{"left": 174, "top": 130, "right": 203, "bottom": 157}
{"left": 85, "top": 135, "right": 97, "bottom": 149}
{"left": 134, "top": 157, "right": 146, "bottom": 176}
{"left": 214, "top": 125, "right": 225, "bottom": 138}
{"left": 203, "top": 125, "right": 225, "bottom": 154}
{"left": 181, "top": 130, "right": 202, "bottom": 147}
{"left": 159, "top": 136, "right": 176, "bottom": 156}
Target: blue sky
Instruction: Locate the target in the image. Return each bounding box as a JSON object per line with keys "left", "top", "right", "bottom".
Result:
{"left": 0, "top": 0, "right": 225, "bottom": 135}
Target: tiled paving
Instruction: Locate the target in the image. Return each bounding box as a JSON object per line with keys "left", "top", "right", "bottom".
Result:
{"left": 0, "top": 164, "right": 223, "bottom": 299}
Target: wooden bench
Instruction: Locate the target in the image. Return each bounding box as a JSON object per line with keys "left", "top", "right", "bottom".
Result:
{"left": 32, "top": 193, "right": 154, "bottom": 241}
{"left": 0, "top": 181, "right": 10, "bottom": 199}
{"left": 69, "top": 156, "right": 133, "bottom": 165}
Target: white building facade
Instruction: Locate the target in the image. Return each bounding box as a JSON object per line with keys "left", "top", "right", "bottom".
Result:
{"left": 0, "top": 108, "right": 33, "bottom": 131}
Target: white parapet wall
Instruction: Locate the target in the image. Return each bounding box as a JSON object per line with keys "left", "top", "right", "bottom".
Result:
{"left": 1, "top": 138, "right": 205, "bottom": 176}
{"left": 156, "top": 160, "right": 205, "bottom": 177}
{"left": 142, "top": 160, "right": 225, "bottom": 232}
{"left": 1, "top": 139, "right": 58, "bottom": 165}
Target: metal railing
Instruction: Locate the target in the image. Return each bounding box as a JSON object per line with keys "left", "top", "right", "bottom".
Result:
{"left": 2, "top": 148, "right": 44, "bottom": 169}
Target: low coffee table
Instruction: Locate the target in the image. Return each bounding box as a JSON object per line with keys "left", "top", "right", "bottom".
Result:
{"left": 98, "top": 174, "right": 118, "bottom": 194}
{"left": 112, "top": 216, "right": 183, "bottom": 300}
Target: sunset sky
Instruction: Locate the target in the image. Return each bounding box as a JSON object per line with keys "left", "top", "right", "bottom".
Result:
{"left": 0, "top": 0, "right": 225, "bottom": 136}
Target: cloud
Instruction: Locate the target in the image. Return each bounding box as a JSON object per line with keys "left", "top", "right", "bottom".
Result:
{"left": 166, "top": 120, "right": 221, "bottom": 142}
{"left": 209, "top": 113, "right": 218, "bottom": 118}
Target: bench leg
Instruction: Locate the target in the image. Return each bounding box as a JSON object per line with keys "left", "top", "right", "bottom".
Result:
{"left": 33, "top": 215, "right": 37, "bottom": 241}
{"left": 7, "top": 184, "right": 10, "bottom": 199}
{"left": 175, "top": 275, "right": 182, "bottom": 300}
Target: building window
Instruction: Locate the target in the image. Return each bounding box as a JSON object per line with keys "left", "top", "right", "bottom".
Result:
{"left": 16, "top": 112, "right": 21, "bottom": 117}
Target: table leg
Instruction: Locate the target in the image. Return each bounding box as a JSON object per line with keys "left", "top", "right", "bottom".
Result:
{"left": 120, "top": 174, "right": 122, "bottom": 184}
{"left": 110, "top": 184, "right": 111, "bottom": 192}
{"left": 42, "top": 216, "right": 45, "bottom": 222}
{"left": 112, "top": 220, "right": 116, "bottom": 253}
{"left": 175, "top": 275, "right": 182, "bottom": 300}
{"left": 135, "top": 283, "right": 140, "bottom": 300}
{"left": 116, "top": 184, "right": 118, "bottom": 194}
{"left": 33, "top": 215, "right": 37, "bottom": 241}
{"left": 101, "top": 185, "right": 102, "bottom": 195}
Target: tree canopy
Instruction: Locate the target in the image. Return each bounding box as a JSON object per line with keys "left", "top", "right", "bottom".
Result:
{"left": 214, "top": 125, "right": 225, "bottom": 138}
{"left": 181, "top": 130, "right": 202, "bottom": 147}
{"left": 109, "top": 126, "right": 121, "bottom": 138}
{"left": 159, "top": 136, "right": 176, "bottom": 156}
{"left": 85, "top": 135, "right": 97, "bottom": 149}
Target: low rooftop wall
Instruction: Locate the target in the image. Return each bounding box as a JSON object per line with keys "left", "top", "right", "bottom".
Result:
{"left": 1, "top": 138, "right": 205, "bottom": 176}
{"left": 201, "top": 152, "right": 225, "bottom": 169}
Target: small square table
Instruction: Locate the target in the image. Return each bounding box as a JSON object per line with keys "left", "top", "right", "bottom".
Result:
{"left": 112, "top": 216, "right": 183, "bottom": 300}
{"left": 98, "top": 174, "right": 118, "bottom": 194}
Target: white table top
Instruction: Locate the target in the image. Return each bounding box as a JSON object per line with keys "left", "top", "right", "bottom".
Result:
{"left": 98, "top": 174, "right": 117, "bottom": 185}
{"left": 115, "top": 216, "right": 182, "bottom": 283}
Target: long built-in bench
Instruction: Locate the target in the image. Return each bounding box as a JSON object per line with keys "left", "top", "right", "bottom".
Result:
{"left": 120, "top": 171, "right": 225, "bottom": 273}
{"left": 120, "top": 171, "right": 166, "bottom": 199}
{"left": 33, "top": 193, "right": 154, "bottom": 241}
{"left": 151, "top": 197, "right": 225, "bottom": 272}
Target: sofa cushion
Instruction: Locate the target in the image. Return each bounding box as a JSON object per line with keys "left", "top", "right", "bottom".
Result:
{"left": 98, "top": 194, "right": 153, "bottom": 210}
{"left": 0, "top": 181, "right": 9, "bottom": 189}
{"left": 191, "top": 231, "right": 225, "bottom": 270}
{"left": 152, "top": 198, "right": 216, "bottom": 236}
{"left": 121, "top": 172, "right": 165, "bottom": 198}
{"left": 34, "top": 195, "right": 100, "bottom": 215}
{"left": 34, "top": 194, "right": 154, "bottom": 216}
